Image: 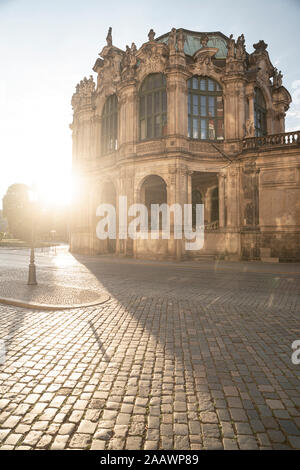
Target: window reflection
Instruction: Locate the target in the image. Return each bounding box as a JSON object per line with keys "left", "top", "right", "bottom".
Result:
{"left": 102, "top": 94, "right": 118, "bottom": 155}
{"left": 139, "top": 73, "right": 167, "bottom": 140}
{"left": 187, "top": 76, "right": 224, "bottom": 141}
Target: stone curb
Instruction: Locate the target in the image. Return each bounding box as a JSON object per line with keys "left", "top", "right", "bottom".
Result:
{"left": 0, "top": 294, "right": 110, "bottom": 310}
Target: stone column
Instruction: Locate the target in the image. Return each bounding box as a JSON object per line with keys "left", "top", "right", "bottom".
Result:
{"left": 226, "top": 168, "right": 238, "bottom": 228}
{"left": 246, "top": 90, "right": 255, "bottom": 133}
{"left": 165, "top": 62, "right": 189, "bottom": 139}
{"left": 118, "top": 80, "right": 137, "bottom": 154}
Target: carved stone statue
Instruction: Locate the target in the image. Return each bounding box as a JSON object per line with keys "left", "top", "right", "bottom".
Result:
{"left": 236, "top": 34, "right": 246, "bottom": 61}
{"left": 244, "top": 119, "right": 255, "bottom": 137}
{"left": 273, "top": 68, "right": 283, "bottom": 88}
{"left": 106, "top": 27, "right": 112, "bottom": 47}
{"left": 72, "top": 75, "right": 95, "bottom": 110}
{"left": 168, "top": 28, "right": 177, "bottom": 53}
{"left": 177, "top": 29, "right": 185, "bottom": 53}
{"left": 200, "top": 34, "right": 209, "bottom": 48}
{"left": 227, "top": 34, "right": 235, "bottom": 59}
{"left": 253, "top": 40, "right": 268, "bottom": 52}
{"left": 121, "top": 43, "right": 137, "bottom": 79}
{"left": 148, "top": 29, "right": 155, "bottom": 42}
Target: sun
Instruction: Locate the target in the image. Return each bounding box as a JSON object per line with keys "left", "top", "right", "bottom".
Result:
{"left": 36, "top": 173, "right": 72, "bottom": 208}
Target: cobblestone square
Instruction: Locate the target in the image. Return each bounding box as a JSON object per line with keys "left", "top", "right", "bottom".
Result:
{"left": 0, "top": 248, "right": 299, "bottom": 450}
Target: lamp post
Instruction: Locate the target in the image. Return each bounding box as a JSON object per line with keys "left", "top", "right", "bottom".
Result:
{"left": 27, "top": 186, "right": 37, "bottom": 285}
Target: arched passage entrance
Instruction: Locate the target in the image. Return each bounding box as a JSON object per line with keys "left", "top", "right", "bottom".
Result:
{"left": 140, "top": 175, "right": 167, "bottom": 229}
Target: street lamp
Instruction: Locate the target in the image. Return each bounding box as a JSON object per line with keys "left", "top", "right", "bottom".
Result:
{"left": 27, "top": 185, "right": 37, "bottom": 285}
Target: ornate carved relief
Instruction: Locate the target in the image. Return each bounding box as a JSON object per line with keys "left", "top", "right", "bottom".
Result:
{"left": 136, "top": 41, "right": 169, "bottom": 81}
{"left": 71, "top": 76, "right": 95, "bottom": 112}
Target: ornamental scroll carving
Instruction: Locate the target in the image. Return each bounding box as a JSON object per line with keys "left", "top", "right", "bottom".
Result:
{"left": 136, "top": 41, "right": 169, "bottom": 81}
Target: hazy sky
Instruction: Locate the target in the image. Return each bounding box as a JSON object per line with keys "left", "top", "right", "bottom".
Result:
{"left": 0, "top": 0, "right": 300, "bottom": 208}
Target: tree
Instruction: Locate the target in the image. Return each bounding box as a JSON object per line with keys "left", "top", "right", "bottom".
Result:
{"left": 2, "top": 184, "right": 31, "bottom": 239}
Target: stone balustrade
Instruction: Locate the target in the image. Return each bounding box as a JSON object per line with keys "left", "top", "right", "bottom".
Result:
{"left": 243, "top": 130, "right": 300, "bottom": 151}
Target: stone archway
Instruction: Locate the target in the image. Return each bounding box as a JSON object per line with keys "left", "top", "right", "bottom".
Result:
{"left": 140, "top": 175, "right": 167, "bottom": 229}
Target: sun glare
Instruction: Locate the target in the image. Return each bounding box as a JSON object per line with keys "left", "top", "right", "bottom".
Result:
{"left": 36, "top": 175, "right": 72, "bottom": 208}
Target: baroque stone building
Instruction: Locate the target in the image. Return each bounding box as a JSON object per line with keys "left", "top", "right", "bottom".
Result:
{"left": 70, "top": 28, "right": 300, "bottom": 261}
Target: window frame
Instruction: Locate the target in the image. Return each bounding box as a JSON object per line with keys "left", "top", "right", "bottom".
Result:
{"left": 101, "top": 94, "right": 118, "bottom": 155}
{"left": 254, "top": 87, "right": 267, "bottom": 137}
{"left": 139, "top": 73, "right": 167, "bottom": 141}
{"left": 187, "top": 76, "right": 224, "bottom": 142}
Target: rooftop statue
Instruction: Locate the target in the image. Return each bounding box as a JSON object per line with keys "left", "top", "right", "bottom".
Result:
{"left": 177, "top": 29, "right": 185, "bottom": 53}
{"left": 253, "top": 40, "right": 268, "bottom": 52}
{"left": 148, "top": 29, "right": 155, "bottom": 42}
{"left": 200, "top": 34, "right": 209, "bottom": 48}
{"left": 168, "top": 28, "right": 177, "bottom": 53}
{"left": 106, "top": 27, "right": 112, "bottom": 47}
{"left": 227, "top": 34, "right": 235, "bottom": 58}
{"left": 236, "top": 34, "right": 246, "bottom": 61}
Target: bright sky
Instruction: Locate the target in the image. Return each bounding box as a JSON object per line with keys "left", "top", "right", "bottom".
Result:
{"left": 0, "top": 0, "right": 300, "bottom": 209}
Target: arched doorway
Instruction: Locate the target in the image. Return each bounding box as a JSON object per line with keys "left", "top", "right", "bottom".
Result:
{"left": 140, "top": 175, "right": 167, "bottom": 230}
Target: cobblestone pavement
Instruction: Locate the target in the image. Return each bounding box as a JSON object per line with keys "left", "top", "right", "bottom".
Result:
{"left": 0, "top": 248, "right": 300, "bottom": 450}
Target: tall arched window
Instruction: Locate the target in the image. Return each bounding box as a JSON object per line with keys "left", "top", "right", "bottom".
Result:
{"left": 254, "top": 88, "right": 267, "bottom": 137}
{"left": 101, "top": 94, "right": 118, "bottom": 155}
{"left": 188, "top": 76, "right": 224, "bottom": 141}
{"left": 139, "top": 74, "right": 167, "bottom": 140}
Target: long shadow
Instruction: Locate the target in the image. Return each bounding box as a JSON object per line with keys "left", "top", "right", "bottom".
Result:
{"left": 89, "top": 319, "right": 111, "bottom": 362}
{"left": 0, "top": 247, "right": 58, "bottom": 366}
{"left": 72, "top": 252, "right": 300, "bottom": 369}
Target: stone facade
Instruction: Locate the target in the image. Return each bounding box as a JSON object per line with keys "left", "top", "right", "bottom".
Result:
{"left": 70, "top": 28, "right": 300, "bottom": 261}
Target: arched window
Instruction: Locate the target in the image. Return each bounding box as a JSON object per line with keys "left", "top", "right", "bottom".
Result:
{"left": 188, "top": 76, "right": 224, "bottom": 141}
{"left": 254, "top": 88, "right": 267, "bottom": 137}
{"left": 101, "top": 94, "right": 118, "bottom": 155}
{"left": 139, "top": 74, "right": 167, "bottom": 140}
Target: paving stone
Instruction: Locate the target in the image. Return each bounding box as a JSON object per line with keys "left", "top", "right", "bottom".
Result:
{"left": 200, "top": 411, "right": 219, "bottom": 424}
{"left": 223, "top": 438, "right": 238, "bottom": 450}
{"left": 287, "top": 436, "right": 300, "bottom": 449}
{"left": 58, "top": 423, "right": 76, "bottom": 435}
{"left": 94, "top": 429, "right": 113, "bottom": 441}
{"left": 174, "top": 435, "right": 190, "bottom": 450}
{"left": 203, "top": 438, "right": 223, "bottom": 450}
{"left": 36, "top": 434, "right": 53, "bottom": 448}
{"left": 51, "top": 435, "right": 69, "bottom": 450}
{"left": 237, "top": 435, "right": 259, "bottom": 450}
{"left": 1, "top": 253, "right": 300, "bottom": 451}
{"left": 77, "top": 420, "right": 97, "bottom": 434}
{"left": 4, "top": 433, "right": 22, "bottom": 446}
{"left": 266, "top": 399, "right": 285, "bottom": 410}
{"left": 69, "top": 433, "right": 91, "bottom": 449}
{"left": 279, "top": 420, "right": 300, "bottom": 436}
{"left": 22, "top": 431, "right": 43, "bottom": 446}
{"left": 91, "top": 440, "right": 106, "bottom": 450}
{"left": 267, "top": 430, "right": 286, "bottom": 443}
{"left": 126, "top": 436, "right": 142, "bottom": 450}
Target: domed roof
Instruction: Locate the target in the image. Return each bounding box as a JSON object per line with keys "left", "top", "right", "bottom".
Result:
{"left": 156, "top": 29, "right": 229, "bottom": 59}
